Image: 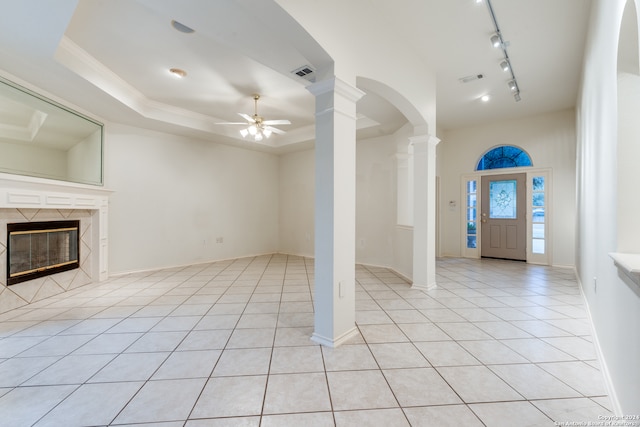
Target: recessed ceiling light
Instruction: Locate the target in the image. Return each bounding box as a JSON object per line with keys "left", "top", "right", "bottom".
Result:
{"left": 481, "top": 95, "right": 490, "bottom": 102}
{"left": 169, "top": 68, "right": 187, "bottom": 78}
{"left": 171, "top": 20, "right": 195, "bottom": 34}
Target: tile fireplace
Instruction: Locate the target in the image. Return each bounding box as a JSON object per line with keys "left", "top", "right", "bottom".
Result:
{"left": 0, "top": 173, "right": 111, "bottom": 313}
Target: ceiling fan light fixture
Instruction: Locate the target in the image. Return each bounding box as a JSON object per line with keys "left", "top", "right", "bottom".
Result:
{"left": 219, "top": 94, "right": 291, "bottom": 142}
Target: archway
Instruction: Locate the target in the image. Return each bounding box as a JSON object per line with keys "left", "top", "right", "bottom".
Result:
{"left": 616, "top": 0, "right": 640, "bottom": 253}
{"left": 355, "top": 77, "right": 438, "bottom": 290}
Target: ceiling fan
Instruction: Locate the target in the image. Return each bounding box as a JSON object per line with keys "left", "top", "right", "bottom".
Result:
{"left": 218, "top": 94, "right": 291, "bottom": 141}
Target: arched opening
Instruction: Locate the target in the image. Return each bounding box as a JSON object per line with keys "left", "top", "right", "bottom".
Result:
{"left": 355, "top": 76, "right": 435, "bottom": 286}
{"left": 356, "top": 77, "right": 428, "bottom": 229}
{"left": 617, "top": 0, "right": 640, "bottom": 253}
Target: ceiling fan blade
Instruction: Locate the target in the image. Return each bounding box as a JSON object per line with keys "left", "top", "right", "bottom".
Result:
{"left": 238, "top": 113, "right": 255, "bottom": 123}
{"left": 262, "top": 119, "right": 291, "bottom": 126}
{"left": 264, "top": 126, "right": 286, "bottom": 135}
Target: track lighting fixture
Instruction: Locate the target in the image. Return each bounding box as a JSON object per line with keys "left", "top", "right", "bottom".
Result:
{"left": 485, "top": 0, "right": 522, "bottom": 102}
{"left": 490, "top": 34, "right": 501, "bottom": 48}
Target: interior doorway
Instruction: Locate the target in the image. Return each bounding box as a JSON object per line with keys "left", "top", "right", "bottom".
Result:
{"left": 480, "top": 173, "right": 526, "bottom": 261}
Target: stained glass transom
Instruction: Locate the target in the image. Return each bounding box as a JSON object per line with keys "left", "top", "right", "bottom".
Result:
{"left": 476, "top": 146, "right": 532, "bottom": 171}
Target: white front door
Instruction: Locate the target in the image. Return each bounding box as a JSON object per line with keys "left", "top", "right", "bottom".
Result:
{"left": 480, "top": 173, "right": 526, "bottom": 261}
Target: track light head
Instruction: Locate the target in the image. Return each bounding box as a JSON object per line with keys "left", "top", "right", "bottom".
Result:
{"left": 514, "top": 92, "right": 522, "bottom": 102}
{"left": 507, "top": 80, "right": 518, "bottom": 92}
{"left": 500, "top": 60, "right": 510, "bottom": 72}
{"left": 490, "top": 34, "right": 501, "bottom": 48}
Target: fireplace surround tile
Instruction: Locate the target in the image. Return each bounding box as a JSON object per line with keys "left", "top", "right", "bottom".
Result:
{"left": 0, "top": 209, "right": 94, "bottom": 314}
{"left": 0, "top": 287, "right": 28, "bottom": 314}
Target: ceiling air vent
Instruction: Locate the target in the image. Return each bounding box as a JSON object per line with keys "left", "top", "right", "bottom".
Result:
{"left": 458, "top": 74, "right": 484, "bottom": 84}
{"left": 291, "top": 65, "right": 316, "bottom": 82}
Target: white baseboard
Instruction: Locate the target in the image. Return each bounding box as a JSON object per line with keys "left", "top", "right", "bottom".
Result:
{"left": 311, "top": 327, "right": 359, "bottom": 348}
{"left": 574, "top": 268, "right": 622, "bottom": 415}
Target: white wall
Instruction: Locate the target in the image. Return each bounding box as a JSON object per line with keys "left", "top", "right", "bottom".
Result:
{"left": 356, "top": 135, "right": 397, "bottom": 267}
{"left": 278, "top": 130, "right": 414, "bottom": 277}
{"left": 105, "top": 124, "right": 280, "bottom": 274}
{"left": 577, "top": 0, "right": 640, "bottom": 414}
{"left": 438, "top": 109, "right": 577, "bottom": 267}
{"left": 278, "top": 148, "right": 315, "bottom": 257}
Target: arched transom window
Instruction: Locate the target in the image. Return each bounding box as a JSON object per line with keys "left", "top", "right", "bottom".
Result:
{"left": 476, "top": 145, "right": 532, "bottom": 171}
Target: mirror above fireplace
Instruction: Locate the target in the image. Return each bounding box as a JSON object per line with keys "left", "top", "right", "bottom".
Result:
{"left": 0, "top": 75, "right": 103, "bottom": 186}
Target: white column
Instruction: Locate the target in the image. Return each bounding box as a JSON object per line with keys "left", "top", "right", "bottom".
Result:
{"left": 395, "top": 153, "right": 412, "bottom": 226}
{"left": 411, "top": 134, "right": 440, "bottom": 290}
{"left": 308, "top": 77, "right": 365, "bottom": 347}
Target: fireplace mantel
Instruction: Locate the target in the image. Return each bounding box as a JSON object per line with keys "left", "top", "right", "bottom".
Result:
{"left": 0, "top": 172, "right": 112, "bottom": 281}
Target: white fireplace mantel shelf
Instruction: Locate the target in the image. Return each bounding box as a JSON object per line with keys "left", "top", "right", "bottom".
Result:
{"left": 0, "top": 172, "right": 112, "bottom": 210}
{"left": 609, "top": 252, "right": 640, "bottom": 286}
{"left": 0, "top": 172, "right": 112, "bottom": 281}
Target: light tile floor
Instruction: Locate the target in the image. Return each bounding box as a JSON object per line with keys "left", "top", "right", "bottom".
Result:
{"left": 0, "top": 255, "right": 620, "bottom": 426}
